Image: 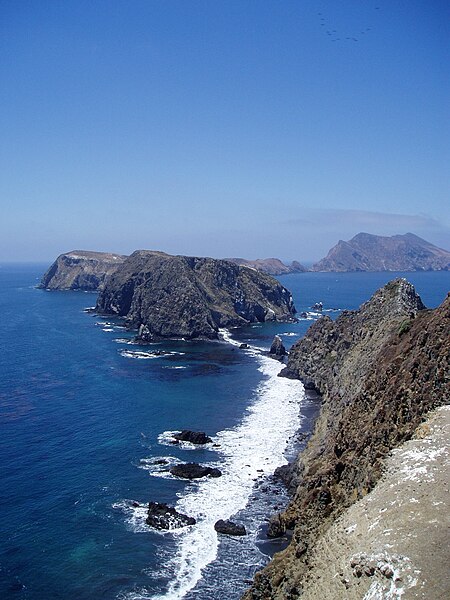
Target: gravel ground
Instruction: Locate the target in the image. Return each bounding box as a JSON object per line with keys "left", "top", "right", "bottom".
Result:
{"left": 300, "top": 405, "right": 450, "bottom": 600}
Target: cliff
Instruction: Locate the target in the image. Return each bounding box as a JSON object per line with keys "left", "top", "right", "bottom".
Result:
{"left": 38, "top": 250, "right": 126, "bottom": 291}
{"left": 96, "top": 250, "right": 296, "bottom": 340}
{"left": 312, "top": 232, "right": 450, "bottom": 272}
{"left": 244, "top": 280, "right": 450, "bottom": 599}
{"left": 227, "top": 258, "right": 308, "bottom": 276}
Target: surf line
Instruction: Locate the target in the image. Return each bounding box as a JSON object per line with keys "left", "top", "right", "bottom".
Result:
{"left": 125, "top": 329, "right": 305, "bottom": 600}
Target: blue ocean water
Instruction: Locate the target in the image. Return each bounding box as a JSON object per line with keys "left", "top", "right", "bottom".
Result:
{"left": 0, "top": 264, "right": 448, "bottom": 600}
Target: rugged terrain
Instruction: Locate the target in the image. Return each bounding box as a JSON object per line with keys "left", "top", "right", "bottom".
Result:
{"left": 227, "top": 258, "right": 308, "bottom": 276}
{"left": 96, "top": 250, "right": 296, "bottom": 340}
{"left": 312, "top": 232, "right": 450, "bottom": 272}
{"left": 244, "top": 280, "right": 449, "bottom": 599}
{"left": 38, "top": 250, "right": 126, "bottom": 291}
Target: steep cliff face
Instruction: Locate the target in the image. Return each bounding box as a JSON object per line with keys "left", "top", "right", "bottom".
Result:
{"left": 312, "top": 232, "right": 450, "bottom": 272}
{"left": 244, "top": 280, "right": 449, "bottom": 599}
{"left": 39, "top": 251, "right": 126, "bottom": 291}
{"left": 96, "top": 250, "right": 296, "bottom": 340}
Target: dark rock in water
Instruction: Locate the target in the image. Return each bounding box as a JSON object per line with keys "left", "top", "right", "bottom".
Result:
{"left": 214, "top": 519, "right": 247, "bottom": 536}
{"left": 300, "top": 311, "right": 308, "bottom": 319}
{"left": 311, "top": 302, "right": 323, "bottom": 311}
{"left": 146, "top": 501, "right": 196, "bottom": 530}
{"left": 96, "top": 250, "right": 296, "bottom": 341}
{"left": 38, "top": 250, "right": 126, "bottom": 291}
{"left": 269, "top": 335, "right": 287, "bottom": 357}
{"left": 240, "top": 343, "right": 250, "bottom": 349}
{"left": 267, "top": 513, "right": 286, "bottom": 538}
{"left": 170, "top": 463, "right": 222, "bottom": 479}
{"left": 173, "top": 430, "right": 212, "bottom": 444}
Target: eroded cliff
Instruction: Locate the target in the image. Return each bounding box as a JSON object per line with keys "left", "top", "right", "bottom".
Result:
{"left": 244, "top": 279, "right": 449, "bottom": 599}
{"left": 39, "top": 250, "right": 126, "bottom": 291}
{"left": 96, "top": 250, "right": 296, "bottom": 340}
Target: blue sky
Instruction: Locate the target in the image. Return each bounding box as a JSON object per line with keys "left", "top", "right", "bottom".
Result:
{"left": 1, "top": 0, "right": 449, "bottom": 262}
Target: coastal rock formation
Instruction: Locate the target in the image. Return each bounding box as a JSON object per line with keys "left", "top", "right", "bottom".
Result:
{"left": 243, "top": 280, "right": 449, "bottom": 599}
{"left": 173, "top": 430, "right": 213, "bottom": 445}
{"left": 96, "top": 250, "right": 296, "bottom": 340}
{"left": 146, "top": 501, "right": 196, "bottom": 530}
{"left": 227, "top": 258, "right": 308, "bottom": 276}
{"left": 214, "top": 520, "right": 247, "bottom": 536}
{"left": 312, "top": 232, "right": 450, "bottom": 272}
{"left": 39, "top": 250, "right": 126, "bottom": 291}
{"left": 269, "top": 335, "right": 287, "bottom": 358}
{"left": 169, "top": 463, "right": 222, "bottom": 479}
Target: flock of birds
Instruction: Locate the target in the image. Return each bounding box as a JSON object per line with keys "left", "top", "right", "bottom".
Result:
{"left": 318, "top": 6, "right": 380, "bottom": 43}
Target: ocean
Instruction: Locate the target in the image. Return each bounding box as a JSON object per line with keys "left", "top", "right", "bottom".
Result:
{"left": 0, "top": 265, "right": 448, "bottom": 600}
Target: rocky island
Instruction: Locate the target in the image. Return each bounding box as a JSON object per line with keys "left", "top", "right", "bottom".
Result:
{"left": 244, "top": 279, "right": 449, "bottom": 599}
{"left": 96, "top": 250, "right": 296, "bottom": 340}
{"left": 312, "top": 232, "right": 450, "bottom": 272}
{"left": 227, "top": 258, "right": 308, "bottom": 276}
{"left": 38, "top": 250, "right": 127, "bottom": 291}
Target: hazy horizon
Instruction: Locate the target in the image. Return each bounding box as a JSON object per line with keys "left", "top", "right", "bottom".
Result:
{"left": 1, "top": 1, "right": 449, "bottom": 262}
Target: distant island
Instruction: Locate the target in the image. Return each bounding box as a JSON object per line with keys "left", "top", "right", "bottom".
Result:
{"left": 313, "top": 232, "right": 450, "bottom": 272}
{"left": 40, "top": 250, "right": 296, "bottom": 340}
{"left": 226, "top": 258, "right": 307, "bottom": 276}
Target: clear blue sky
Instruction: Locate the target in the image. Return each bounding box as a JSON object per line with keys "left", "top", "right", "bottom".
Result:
{"left": 1, "top": 0, "right": 449, "bottom": 262}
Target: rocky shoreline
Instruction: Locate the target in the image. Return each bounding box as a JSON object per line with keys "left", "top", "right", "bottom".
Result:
{"left": 242, "top": 280, "right": 449, "bottom": 599}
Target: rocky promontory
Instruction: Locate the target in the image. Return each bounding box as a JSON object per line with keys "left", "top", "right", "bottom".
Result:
{"left": 312, "top": 232, "right": 450, "bottom": 272}
{"left": 244, "top": 280, "right": 449, "bottom": 599}
{"left": 39, "top": 250, "right": 127, "bottom": 291}
{"left": 96, "top": 250, "right": 296, "bottom": 341}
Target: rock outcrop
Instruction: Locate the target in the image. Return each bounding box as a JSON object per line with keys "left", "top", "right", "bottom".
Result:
{"left": 214, "top": 520, "right": 247, "bottom": 536}
{"left": 146, "top": 501, "right": 196, "bottom": 530}
{"left": 39, "top": 250, "right": 126, "bottom": 291}
{"left": 227, "top": 258, "right": 308, "bottom": 276}
{"left": 96, "top": 250, "right": 296, "bottom": 340}
{"left": 269, "top": 335, "right": 287, "bottom": 358}
{"left": 243, "top": 280, "right": 450, "bottom": 599}
{"left": 173, "top": 430, "right": 213, "bottom": 445}
{"left": 169, "top": 463, "right": 222, "bottom": 479}
{"left": 312, "top": 232, "right": 450, "bottom": 272}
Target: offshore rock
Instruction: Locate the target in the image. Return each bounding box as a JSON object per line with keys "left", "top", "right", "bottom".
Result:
{"left": 173, "top": 430, "right": 213, "bottom": 445}
{"left": 146, "top": 501, "right": 196, "bottom": 530}
{"left": 214, "top": 520, "right": 247, "bottom": 536}
{"left": 243, "top": 281, "right": 449, "bottom": 599}
{"left": 312, "top": 232, "right": 450, "bottom": 272}
{"left": 38, "top": 250, "right": 126, "bottom": 291}
{"left": 170, "top": 463, "right": 222, "bottom": 479}
{"left": 269, "top": 335, "right": 287, "bottom": 357}
{"left": 96, "top": 250, "right": 296, "bottom": 340}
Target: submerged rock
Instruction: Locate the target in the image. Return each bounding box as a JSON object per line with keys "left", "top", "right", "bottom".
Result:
{"left": 146, "top": 501, "right": 196, "bottom": 530}
{"left": 214, "top": 519, "right": 246, "bottom": 536}
{"left": 173, "top": 430, "right": 213, "bottom": 445}
{"left": 170, "top": 463, "right": 222, "bottom": 479}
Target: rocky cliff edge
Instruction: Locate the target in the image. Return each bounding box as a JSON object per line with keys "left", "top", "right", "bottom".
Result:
{"left": 243, "top": 279, "right": 449, "bottom": 599}
{"left": 38, "top": 250, "right": 127, "bottom": 291}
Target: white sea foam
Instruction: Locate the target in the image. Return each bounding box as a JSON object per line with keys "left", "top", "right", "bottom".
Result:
{"left": 122, "top": 330, "right": 305, "bottom": 600}
{"left": 120, "top": 350, "right": 160, "bottom": 360}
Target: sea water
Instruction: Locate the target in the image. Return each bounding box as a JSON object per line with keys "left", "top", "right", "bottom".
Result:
{"left": 0, "top": 264, "right": 448, "bottom": 600}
